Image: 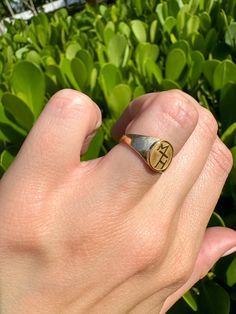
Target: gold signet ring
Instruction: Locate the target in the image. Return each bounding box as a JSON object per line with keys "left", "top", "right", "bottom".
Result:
{"left": 120, "top": 134, "right": 174, "bottom": 173}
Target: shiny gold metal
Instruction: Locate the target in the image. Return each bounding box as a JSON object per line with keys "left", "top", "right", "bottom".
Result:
{"left": 120, "top": 134, "right": 173, "bottom": 173}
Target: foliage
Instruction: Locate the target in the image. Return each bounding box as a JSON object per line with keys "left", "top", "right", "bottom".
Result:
{"left": 0, "top": 0, "right": 236, "bottom": 312}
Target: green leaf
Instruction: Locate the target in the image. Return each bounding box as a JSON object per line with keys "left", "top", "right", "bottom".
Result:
{"left": 189, "top": 50, "right": 204, "bottom": 85}
{"left": 71, "top": 58, "right": 88, "bottom": 91}
{"left": 225, "top": 23, "right": 236, "bottom": 49}
{"left": 104, "top": 26, "right": 115, "bottom": 46}
{"left": 95, "top": 18, "right": 105, "bottom": 42}
{"left": 65, "top": 43, "right": 81, "bottom": 60}
{"left": 168, "top": 296, "right": 194, "bottom": 313}
{"left": 135, "top": 43, "right": 159, "bottom": 74}
{"left": 183, "top": 290, "right": 198, "bottom": 312}
{"left": 45, "top": 73, "right": 58, "bottom": 96}
{"left": 197, "top": 280, "right": 230, "bottom": 314}
{"left": 60, "top": 56, "right": 80, "bottom": 91}
{"left": 189, "top": 0, "right": 199, "bottom": 14}
{"left": 0, "top": 149, "right": 14, "bottom": 171}
{"left": 213, "top": 60, "right": 236, "bottom": 91}
{"left": 99, "top": 63, "right": 122, "bottom": 101}
{"left": 15, "top": 47, "right": 29, "bottom": 60}
{"left": 145, "top": 59, "right": 163, "bottom": 84}
{"left": 131, "top": 20, "right": 147, "bottom": 43}
{"left": 204, "top": 0, "right": 215, "bottom": 14}
{"left": 165, "top": 48, "right": 186, "bottom": 80}
{"left": 97, "top": 43, "right": 107, "bottom": 66}
{"left": 220, "top": 83, "right": 236, "bottom": 131}
{"left": 171, "top": 40, "right": 190, "bottom": 61}
{"left": 203, "top": 60, "right": 220, "bottom": 87}
{"left": 167, "top": 0, "right": 180, "bottom": 17}
{"left": 187, "top": 15, "right": 200, "bottom": 37}
{"left": 215, "top": 254, "right": 236, "bottom": 290}
{"left": 12, "top": 61, "right": 45, "bottom": 118}
{"left": 225, "top": 256, "right": 236, "bottom": 287}
{"left": 118, "top": 22, "right": 131, "bottom": 39}
{"left": 13, "top": 34, "right": 27, "bottom": 44}
{"left": 36, "top": 24, "right": 48, "bottom": 48}
{"left": 208, "top": 212, "right": 226, "bottom": 227}
{"left": 76, "top": 50, "right": 94, "bottom": 76}
{"left": 150, "top": 20, "right": 158, "bottom": 43}
{"left": 161, "top": 79, "right": 181, "bottom": 90}
{"left": 199, "top": 93, "right": 210, "bottom": 110}
{"left": 133, "top": 85, "right": 145, "bottom": 99}
{"left": 164, "top": 16, "right": 176, "bottom": 34}
{"left": 90, "top": 67, "right": 98, "bottom": 91}
{"left": 107, "top": 34, "right": 128, "bottom": 67}
{"left": 0, "top": 102, "right": 26, "bottom": 141}
{"left": 176, "top": 6, "right": 188, "bottom": 36}
{"left": 217, "top": 10, "right": 228, "bottom": 33}
{"left": 2, "top": 93, "right": 34, "bottom": 132}
{"left": 108, "top": 84, "right": 132, "bottom": 118}
{"left": 0, "top": 122, "right": 25, "bottom": 144}
{"left": 156, "top": 3, "right": 168, "bottom": 26}
{"left": 131, "top": 0, "right": 144, "bottom": 16}
{"left": 221, "top": 122, "right": 236, "bottom": 148}
{"left": 26, "top": 51, "right": 42, "bottom": 65}
{"left": 104, "top": 21, "right": 115, "bottom": 45}
{"left": 200, "top": 12, "right": 211, "bottom": 32}
{"left": 46, "top": 64, "right": 69, "bottom": 89}
{"left": 204, "top": 28, "right": 218, "bottom": 54}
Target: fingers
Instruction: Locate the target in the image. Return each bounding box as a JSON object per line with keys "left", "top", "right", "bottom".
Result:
{"left": 160, "top": 227, "right": 236, "bottom": 314}
{"left": 4, "top": 89, "right": 102, "bottom": 182}
{"left": 175, "top": 137, "right": 233, "bottom": 253}
{"left": 95, "top": 90, "right": 199, "bottom": 208}
{"left": 115, "top": 90, "right": 199, "bottom": 156}
{"left": 138, "top": 103, "right": 218, "bottom": 225}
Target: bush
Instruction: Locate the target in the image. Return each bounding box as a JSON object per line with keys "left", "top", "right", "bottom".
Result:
{"left": 0, "top": 0, "right": 236, "bottom": 312}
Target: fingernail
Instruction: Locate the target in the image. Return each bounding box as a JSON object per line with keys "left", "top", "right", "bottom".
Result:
{"left": 223, "top": 246, "right": 236, "bottom": 257}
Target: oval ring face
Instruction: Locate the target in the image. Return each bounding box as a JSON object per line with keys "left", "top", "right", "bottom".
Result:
{"left": 148, "top": 140, "right": 173, "bottom": 172}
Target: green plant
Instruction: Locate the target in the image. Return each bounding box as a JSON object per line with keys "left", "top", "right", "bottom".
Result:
{"left": 0, "top": 0, "right": 236, "bottom": 312}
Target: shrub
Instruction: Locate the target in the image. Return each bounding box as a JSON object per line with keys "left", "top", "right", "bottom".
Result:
{"left": 0, "top": 0, "right": 236, "bottom": 312}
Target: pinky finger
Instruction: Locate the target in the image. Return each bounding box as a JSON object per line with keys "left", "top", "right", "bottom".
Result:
{"left": 160, "top": 227, "right": 236, "bottom": 314}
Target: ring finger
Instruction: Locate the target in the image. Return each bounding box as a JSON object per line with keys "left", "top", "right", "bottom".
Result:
{"left": 95, "top": 90, "right": 199, "bottom": 208}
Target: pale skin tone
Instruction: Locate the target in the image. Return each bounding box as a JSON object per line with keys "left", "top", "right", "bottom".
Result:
{"left": 0, "top": 89, "right": 236, "bottom": 314}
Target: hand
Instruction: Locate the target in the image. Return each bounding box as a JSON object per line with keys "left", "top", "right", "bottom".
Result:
{"left": 1, "top": 89, "right": 236, "bottom": 314}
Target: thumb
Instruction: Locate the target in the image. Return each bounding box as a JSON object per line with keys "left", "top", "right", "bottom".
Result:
{"left": 161, "top": 227, "right": 236, "bottom": 313}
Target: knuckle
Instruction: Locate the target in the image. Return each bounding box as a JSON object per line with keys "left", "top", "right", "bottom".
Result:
{"left": 125, "top": 219, "right": 167, "bottom": 272}
{"left": 198, "top": 108, "right": 218, "bottom": 139}
{"left": 168, "top": 251, "right": 194, "bottom": 287}
{"left": 49, "top": 89, "right": 101, "bottom": 121}
{"left": 157, "top": 90, "right": 198, "bottom": 129}
{"left": 210, "top": 139, "right": 233, "bottom": 175}
{"left": 162, "top": 238, "right": 195, "bottom": 288}
{"left": 0, "top": 178, "right": 50, "bottom": 253}
{"left": 172, "top": 264, "right": 193, "bottom": 286}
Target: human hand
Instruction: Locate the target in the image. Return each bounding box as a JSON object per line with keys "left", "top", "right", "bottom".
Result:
{"left": 1, "top": 89, "right": 236, "bottom": 313}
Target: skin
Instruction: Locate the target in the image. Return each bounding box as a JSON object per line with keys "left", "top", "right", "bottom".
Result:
{"left": 0, "top": 89, "right": 236, "bottom": 314}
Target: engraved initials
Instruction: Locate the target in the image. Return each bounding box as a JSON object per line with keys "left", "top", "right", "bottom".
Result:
{"left": 154, "top": 143, "right": 170, "bottom": 169}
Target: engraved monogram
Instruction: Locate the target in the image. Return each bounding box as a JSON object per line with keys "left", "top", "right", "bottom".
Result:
{"left": 149, "top": 140, "right": 173, "bottom": 171}
{"left": 121, "top": 134, "right": 173, "bottom": 173}
{"left": 154, "top": 142, "right": 170, "bottom": 169}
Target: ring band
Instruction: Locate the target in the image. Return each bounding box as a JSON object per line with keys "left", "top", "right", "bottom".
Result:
{"left": 120, "top": 134, "right": 174, "bottom": 173}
